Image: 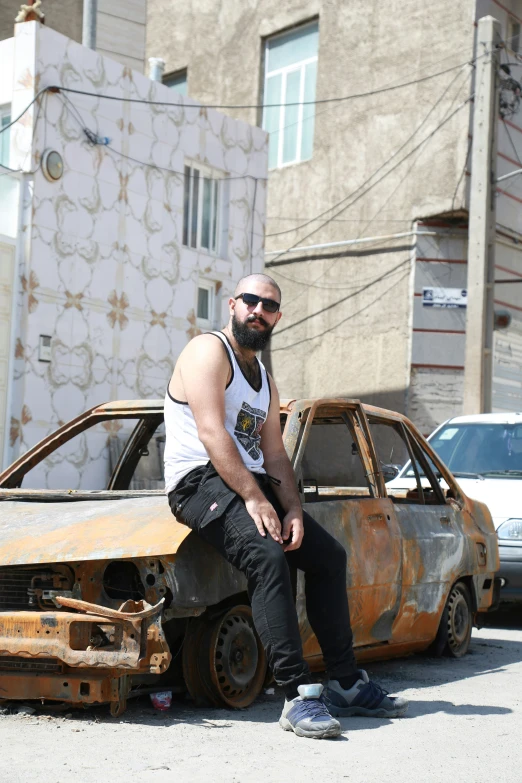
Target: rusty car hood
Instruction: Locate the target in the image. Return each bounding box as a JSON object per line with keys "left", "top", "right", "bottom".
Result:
{"left": 0, "top": 491, "right": 190, "bottom": 566}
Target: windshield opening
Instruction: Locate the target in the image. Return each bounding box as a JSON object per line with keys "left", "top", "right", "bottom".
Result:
{"left": 405, "top": 422, "right": 522, "bottom": 478}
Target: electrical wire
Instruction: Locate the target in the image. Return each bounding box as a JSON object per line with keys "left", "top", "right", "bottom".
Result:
{"left": 265, "top": 48, "right": 486, "bottom": 159}
{"left": 268, "top": 67, "right": 472, "bottom": 315}
{"left": 346, "top": 64, "right": 473, "bottom": 247}
{"left": 272, "top": 257, "right": 411, "bottom": 339}
{"left": 266, "top": 61, "right": 474, "bottom": 240}
{"left": 54, "top": 61, "right": 476, "bottom": 111}
{"left": 266, "top": 93, "right": 473, "bottom": 285}
{"left": 266, "top": 251, "right": 413, "bottom": 291}
{"left": 0, "top": 86, "right": 51, "bottom": 136}
{"left": 58, "top": 92, "right": 266, "bottom": 182}
{"left": 0, "top": 90, "right": 48, "bottom": 176}
{"left": 499, "top": 118, "right": 522, "bottom": 194}
{"left": 269, "top": 49, "right": 504, "bottom": 346}
{"left": 270, "top": 267, "right": 411, "bottom": 352}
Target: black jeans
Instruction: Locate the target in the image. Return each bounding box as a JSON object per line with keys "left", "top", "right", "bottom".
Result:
{"left": 168, "top": 464, "right": 358, "bottom": 695}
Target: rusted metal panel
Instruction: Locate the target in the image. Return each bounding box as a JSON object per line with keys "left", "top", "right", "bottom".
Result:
{"left": 0, "top": 599, "right": 170, "bottom": 672}
{"left": 0, "top": 611, "right": 141, "bottom": 668}
{"left": 0, "top": 496, "right": 190, "bottom": 566}
{"left": 0, "top": 671, "right": 114, "bottom": 704}
{"left": 296, "top": 497, "right": 403, "bottom": 657}
{"left": 0, "top": 400, "right": 164, "bottom": 489}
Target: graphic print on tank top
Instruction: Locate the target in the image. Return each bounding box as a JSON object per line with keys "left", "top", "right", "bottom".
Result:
{"left": 234, "top": 401, "right": 267, "bottom": 460}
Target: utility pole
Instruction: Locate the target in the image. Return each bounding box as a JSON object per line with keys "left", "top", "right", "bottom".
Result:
{"left": 463, "top": 15, "right": 502, "bottom": 414}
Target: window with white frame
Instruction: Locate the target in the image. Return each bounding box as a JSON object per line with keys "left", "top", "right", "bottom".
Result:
{"left": 262, "top": 21, "right": 319, "bottom": 169}
{"left": 0, "top": 106, "right": 11, "bottom": 169}
{"left": 196, "top": 280, "right": 216, "bottom": 329}
{"left": 183, "top": 163, "right": 224, "bottom": 255}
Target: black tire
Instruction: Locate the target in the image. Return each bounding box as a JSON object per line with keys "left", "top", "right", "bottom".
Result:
{"left": 429, "top": 581, "right": 473, "bottom": 658}
{"left": 182, "top": 605, "right": 267, "bottom": 709}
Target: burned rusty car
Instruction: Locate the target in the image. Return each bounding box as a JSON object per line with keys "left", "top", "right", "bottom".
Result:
{"left": 0, "top": 398, "right": 499, "bottom": 714}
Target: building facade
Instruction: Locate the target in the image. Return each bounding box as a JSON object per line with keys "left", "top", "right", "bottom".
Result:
{"left": 147, "top": 0, "right": 522, "bottom": 432}
{"left": 0, "top": 0, "right": 147, "bottom": 73}
{"left": 0, "top": 20, "right": 267, "bottom": 483}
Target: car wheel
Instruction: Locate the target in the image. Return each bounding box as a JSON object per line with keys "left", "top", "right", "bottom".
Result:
{"left": 430, "top": 581, "right": 473, "bottom": 658}
{"left": 183, "top": 605, "right": 267, "bottom": 709}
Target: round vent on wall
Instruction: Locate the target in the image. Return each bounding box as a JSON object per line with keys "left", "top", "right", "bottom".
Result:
{"left": 42, "top": 149, "right": 64, "bottom": 182}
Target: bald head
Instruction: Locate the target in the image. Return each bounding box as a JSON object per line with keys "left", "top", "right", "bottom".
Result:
{"left": 234, "top": 273, "right": 281, "bottom": 302}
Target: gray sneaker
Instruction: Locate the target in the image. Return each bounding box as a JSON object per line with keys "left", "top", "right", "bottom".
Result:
{"left": 279, "top": 684, "right": 341, "bottom": 739}
{"left": 324, "top": 670, "right": 409, "bottom": 718}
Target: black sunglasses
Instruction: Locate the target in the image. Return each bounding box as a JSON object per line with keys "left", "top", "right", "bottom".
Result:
{"left": 235, "top": 293, "right": 280, "bottom": 313}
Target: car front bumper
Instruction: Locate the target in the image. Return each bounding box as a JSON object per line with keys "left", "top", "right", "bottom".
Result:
{"left": 0, "top": 602, "right": 171, "bottom": 709}
{"left": 498, "top": 543, "right": 522, "bottom": 602}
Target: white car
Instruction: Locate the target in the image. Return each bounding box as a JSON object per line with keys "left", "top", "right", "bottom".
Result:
{"left": 387, "top": 412, "right": 522, "bottom": 604}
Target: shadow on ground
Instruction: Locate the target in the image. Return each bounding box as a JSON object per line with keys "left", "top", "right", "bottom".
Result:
{"left": 479, "top": 605, "right": 522, "bottom": 631}
{"left": 3, "top": 605, "right": 520, "bottom": 729}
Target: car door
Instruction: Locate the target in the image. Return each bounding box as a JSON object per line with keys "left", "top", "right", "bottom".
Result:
{"left": 287, "top": 401, "right": 403, "bottom": 661}
{"left": 368, "top": 411, "right": 465, "bottom": 645}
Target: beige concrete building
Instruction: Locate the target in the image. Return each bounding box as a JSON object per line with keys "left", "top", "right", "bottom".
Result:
{"left": 0, "top": 0, "right": 147, "bottom": 72}
{"left": 147, "top": 0, "right": 522, "bottom": 432}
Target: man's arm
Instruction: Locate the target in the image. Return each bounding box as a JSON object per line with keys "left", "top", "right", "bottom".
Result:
{"left": 260, "top": 375, "right": 304, "bottom": 551}
{"left": 179, "top": 335, "right": 283, "bottom": 543}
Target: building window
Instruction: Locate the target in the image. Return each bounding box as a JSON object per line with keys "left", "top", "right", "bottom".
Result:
{"left": 0, "top": 106, "right": 11, "bottom": 169}
{"left": 508, "top": 17, "right": 520, "bottom": 53}
{"left": 262, "top": 21, "right": 319, "bottom": 169}
{"left": 196, "top": 280, "right": 215, "bottom": 328}
{"left": 163, "top": 69, "right": 188, "bottom": 95}
{"left": 183, "top": 163, "right": 224, "bottom": 255}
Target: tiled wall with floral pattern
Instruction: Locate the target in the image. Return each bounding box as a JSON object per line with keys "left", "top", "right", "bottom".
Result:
{"left": 7, "top": 22, "right": 267, "bottom": 488}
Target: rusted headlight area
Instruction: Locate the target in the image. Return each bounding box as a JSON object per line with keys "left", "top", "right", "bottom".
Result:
{"left": 0, "top": 564, "right": 75, "bottom": 611}
{"left": 69, "top": 620, "right": 126, "bottom": 651}
{"left": 0, "top": 558, "right": 175, "bottom": 615}
{"left": 0, "top": 612, "right": 141, "bottom": 668}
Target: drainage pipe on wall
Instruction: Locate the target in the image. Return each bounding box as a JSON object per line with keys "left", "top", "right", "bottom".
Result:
{"left": 148, "top": 58, "right": 166, "bottom": 82}
{"left": 264, "top": 229, "right": 466, "bottom": 258}
{"left": 82, "top": 0, "right": 97, "bottom": 50}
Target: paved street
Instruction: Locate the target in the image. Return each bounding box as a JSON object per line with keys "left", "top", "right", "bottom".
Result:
{"left": 0, "top": 610, "right": 520, "bottom": 783}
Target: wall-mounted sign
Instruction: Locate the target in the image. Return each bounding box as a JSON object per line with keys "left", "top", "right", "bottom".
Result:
{"left": 422, "top": 287, "right": 467, "bottom": 309}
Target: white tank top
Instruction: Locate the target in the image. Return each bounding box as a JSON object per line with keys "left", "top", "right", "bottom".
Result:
{"left": 164, "top": 332, "right": 271, "bottom": 493}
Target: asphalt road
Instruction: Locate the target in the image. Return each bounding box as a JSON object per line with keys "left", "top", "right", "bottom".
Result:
{"left": 0, "top": 609, "right": 521, "bottom": 783}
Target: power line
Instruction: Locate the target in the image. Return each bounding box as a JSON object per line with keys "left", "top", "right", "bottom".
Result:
{"left": 500, "top": 117, "right": 522, "bottom": 195}
{"left": 267, "top": 92, "right": 473, "bottom": 283}
{"left": 266, "top": 244, "right": 413, "bottom": 290}
{"left": 266, "top": 62, "right": 474, "bottom": 241}
{"left": 268, "top": 49, "right": 485, "bottom": 156}
{"left": 0, "top": 90, "right": 48, "bottom": 176}
{"left": 54, "top": 61, "right": 475, "bottom": 111}
{"left": 272, "top": 257, "right": 411, "bottom": 338}
{"left": 0, "top": 86, "right": 50, "bottom": 136}
{"left": 271, "top": 266, "right": 411, "bottom": 352}
{"left": 268, "top": 67, "right": 472, "bottom": 305}
{"left": 58, "top": 93, "right": 266, "bottom": 182}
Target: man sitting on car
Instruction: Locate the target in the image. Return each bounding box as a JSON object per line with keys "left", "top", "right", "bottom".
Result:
{"left": 164, "top": 273, "right": 409, "bottom": 739}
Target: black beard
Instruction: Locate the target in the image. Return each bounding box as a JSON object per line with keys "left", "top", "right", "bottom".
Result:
{"left": 231, "top": 313, "right": 275, "bottom": 351}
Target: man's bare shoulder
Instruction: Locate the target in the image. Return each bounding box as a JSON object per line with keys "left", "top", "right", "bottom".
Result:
{"left": 178, "top": 333, "right": 227, "bottom": 365}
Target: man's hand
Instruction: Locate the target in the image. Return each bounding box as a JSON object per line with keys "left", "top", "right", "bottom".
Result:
{"left": 245, "top": 495, "right": 283, "bottom": 544}
{"left": 282, "top": 508, "right": 304, "bottom": 552}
